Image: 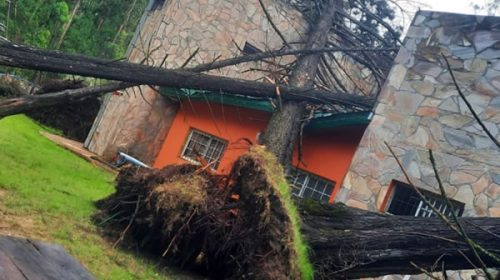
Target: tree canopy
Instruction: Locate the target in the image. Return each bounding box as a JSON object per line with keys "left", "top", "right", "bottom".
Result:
{"left": 0, "top": 0, "right": 148, "bottom": 59}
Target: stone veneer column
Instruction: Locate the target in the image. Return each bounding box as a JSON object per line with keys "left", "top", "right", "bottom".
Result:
{"left": 339, "top": 11, "right": 500, "bottom": 220}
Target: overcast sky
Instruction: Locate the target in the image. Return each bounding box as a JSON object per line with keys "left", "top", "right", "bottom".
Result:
{"left": 418, "top": 0, "right": 489, "bottom": 15}
{"left": 391, "top": 0, "right": 495, "bottom": 32}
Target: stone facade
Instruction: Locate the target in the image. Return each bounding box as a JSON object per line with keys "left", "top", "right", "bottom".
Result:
{"left": 339, "top": 11, "right": 500, "bottom": 220}
{"left": 85, "top": 0, "right": 307, "bottom": 163}
{"left": 340, "top": 11, "right": 500, "bottom": 280}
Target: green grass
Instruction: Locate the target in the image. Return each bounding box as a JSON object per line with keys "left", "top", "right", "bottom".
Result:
{"left": 250, "top": 146, "right": 314, "bottom": 280}
{"left": 0, "top": 115, "right": 190, "bottom": 280}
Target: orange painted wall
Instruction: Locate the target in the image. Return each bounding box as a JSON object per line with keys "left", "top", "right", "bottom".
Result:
{"left": 154, "top": 100, "right": 365, "bottom": 202}
{"left": 293, "top": 127, "right": 365, "bottom": 203}
{"left": 154, "top": 101, "right": 270, "bottom": 174}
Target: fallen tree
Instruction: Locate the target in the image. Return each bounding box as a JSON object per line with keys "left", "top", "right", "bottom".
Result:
{"left": 0, "top": 82, "right": 128, "bottom": 118}
{"left": 96, "top": 147, "right": 312, "bottom": 280}
{"left": 0, "top": 40, "right": 375, "bottom": 109}
{"left": 1, "top": 3, "right": 498, "bottom": 278}
{"left": 301, "top": 203, "right": 500, "bottom": 278}
{"left": 96, "top": 147, "right": 500, "bottom": 279}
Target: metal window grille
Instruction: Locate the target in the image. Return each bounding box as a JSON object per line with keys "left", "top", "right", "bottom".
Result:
{"left": 288, "top": 169, "right": 335, "bottom": 202}
{"left": 386, "top": 181, "right": 464, "bottom": 218}
{"left": 181, "top": 129, "right": 227, "bottom": 169}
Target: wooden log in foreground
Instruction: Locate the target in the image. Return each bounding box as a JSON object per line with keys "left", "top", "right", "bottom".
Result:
{"left": 0, "top": 41, "right": 375, "bottom": 109}
{"left": 301, "top": 203, "right": 500, "bottom": 278}
{"left": 0, "top": 235, "right": 95, "bottom": 279}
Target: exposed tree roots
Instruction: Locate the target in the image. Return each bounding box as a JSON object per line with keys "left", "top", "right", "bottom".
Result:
{"left": 95, "top": 147, "right": 306, "bottom": 280}
{"left": 95, "top": 147, "right": 500, "bottom": 279}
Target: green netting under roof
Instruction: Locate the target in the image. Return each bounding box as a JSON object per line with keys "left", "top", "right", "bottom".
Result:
{"left": 160, "top": 87, "right": 371, "bottom": 130}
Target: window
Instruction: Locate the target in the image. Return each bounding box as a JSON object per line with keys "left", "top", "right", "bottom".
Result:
{"left": 242, "top": 42, "right": 262, "bottom": 55}
{"left": 288, "top": 169, "right": 335, "bottom": 202}
{"left": 386, "top": 181, "right": 464, "bottom": 218}
{"left": 151, "top": 0, "right": 165, "bottom": 11}
{"left": 181, "top": 129, "right": 227, "bottom": 169}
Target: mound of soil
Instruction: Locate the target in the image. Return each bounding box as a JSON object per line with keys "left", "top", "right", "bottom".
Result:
{"left": 95, "top": 147, "right": 303, "bottom": 280}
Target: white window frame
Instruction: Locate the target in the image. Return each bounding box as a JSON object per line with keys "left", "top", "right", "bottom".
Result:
{"left": 288, "top": 169, "right": 335, "bottom": 202}
{"left": 180, "top": 129, "right": 227, "bottom": 170}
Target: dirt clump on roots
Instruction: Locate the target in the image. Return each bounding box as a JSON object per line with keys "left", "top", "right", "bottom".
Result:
{"left": 95, "top": 147, "right": 307, "bottom": 280}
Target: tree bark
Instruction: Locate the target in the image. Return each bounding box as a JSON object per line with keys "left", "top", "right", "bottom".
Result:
{"left": 0, "top": 82, "right": 129, "bottom": 118}
{"left": 262, "top": 0, "right": 338, "bottom": 165}
{"left": 301, "top": 203, "right": 500, "bottom": 279}
{"left": 0, "top": 41, "right": 374, "bottom": 109}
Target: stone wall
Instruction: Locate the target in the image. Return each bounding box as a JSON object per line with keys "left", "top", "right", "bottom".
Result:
{"left": 338, "top": 11, "right": 500, "bottom": 219}
{"left": 85, "top": 0, "right": 307, "bottom": 163}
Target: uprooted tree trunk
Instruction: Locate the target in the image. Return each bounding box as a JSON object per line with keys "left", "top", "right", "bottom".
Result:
{"left": 301, "top": 203, "right": 500, "bottom": 278}
{"left": 96, "top": 147, "right": 500, "bottom": 279}
{"left": 263, "top": 0, "right": 338, "bottom": 166}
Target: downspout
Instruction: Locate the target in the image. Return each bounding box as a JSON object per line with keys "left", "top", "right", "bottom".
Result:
{"left": 84, "top": 0, "right": 157, "bottom": 148}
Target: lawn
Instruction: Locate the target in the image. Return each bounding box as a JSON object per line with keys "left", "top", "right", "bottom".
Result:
{"left": 0, "top": 115, "right": 193, "bottom": 280}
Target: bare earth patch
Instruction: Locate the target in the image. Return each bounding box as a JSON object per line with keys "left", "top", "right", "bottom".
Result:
{"left": 0, "top": 189, "right": 48, "bottom": 239}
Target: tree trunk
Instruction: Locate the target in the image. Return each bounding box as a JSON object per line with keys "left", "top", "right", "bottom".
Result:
{"left": 111, "top": 0, "right": 137, "bottom": 44}
{"left": 0, "top": 82, "right": 129, "bottom": 118}
{"left": 301, "top": 203, "right": 500, "bottom": 279}
{"left": 54, "top": 0, "right": 81, "bottom": 50}
{"left": 263, "top": 0, "right": 338, "bottom": 165}
{"left": 0, "top": 41, "right": 374, "bottom": 109}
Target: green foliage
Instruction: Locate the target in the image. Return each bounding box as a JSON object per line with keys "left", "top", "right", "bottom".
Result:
{"left": 1, "top": 0, "right": 68, "bottom": 48}
{"left": 62, "top": 0, "right": 149, "bottom": 58}
{"left": 1, "top": 0, "right": 148, "bottom": 66}
{"left": 54, "top": 1, "right": 70, "bottom": 22}
{"left": 0, "top": 115, "right": 188, "bottom": 279}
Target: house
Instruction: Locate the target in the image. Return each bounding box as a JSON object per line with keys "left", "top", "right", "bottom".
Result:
{"left": 86, "top": 1, "right": 499, "bottom": 220}
{"left": 154, "top": 88, "right": 370, "bottom": 203}
{"left": 85, "top": 0, "right": 374, "bottom": 203}
{"left": 84, "top": 0, "right": 499, "bottom": 277}
{"left": 85, "top": 0, "right": 308, "bottom": 163}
